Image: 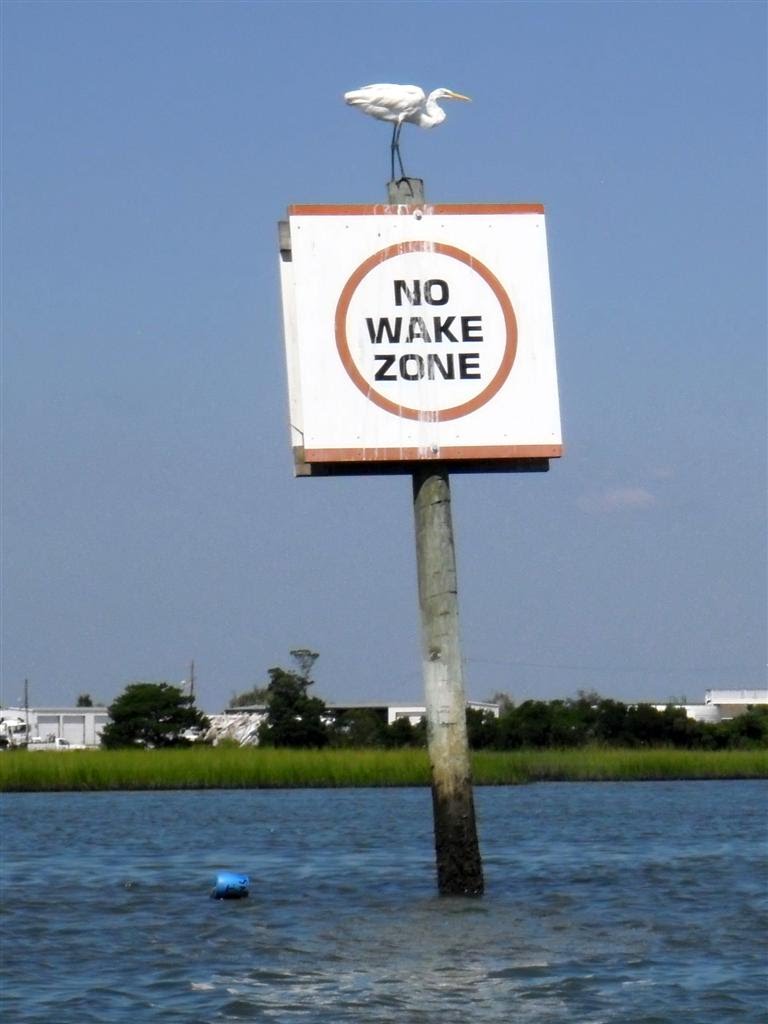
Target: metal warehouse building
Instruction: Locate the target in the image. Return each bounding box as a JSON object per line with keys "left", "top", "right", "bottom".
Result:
{"left": 0, "top": 706, "right": 109, "bottom": 747}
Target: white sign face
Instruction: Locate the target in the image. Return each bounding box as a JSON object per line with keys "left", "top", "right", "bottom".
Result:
{"left": 279, "top": 205, "right": 562, "bottom": 471}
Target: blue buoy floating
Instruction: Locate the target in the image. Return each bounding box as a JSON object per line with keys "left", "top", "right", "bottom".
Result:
{"left": 211, "top": 871, "right": 250, "bottom": 900}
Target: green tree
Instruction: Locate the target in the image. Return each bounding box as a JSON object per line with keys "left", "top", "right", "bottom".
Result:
{"left": 258, "top": 651, "right": 328, "bottom": 748}
{"left": 289, "top": 648, "right": 319, "bottom": 680}
{"left": 76, "top": 693, "right": 93, "bottom": 707}
{"left": 466, "top": 707, "right": 499, "bottom": 749}
{"left": 230, "top": 685, "right": 270, "bottom": 708}
{"left": 101, "top": 682, "right": 210, "bottom": 749}
{"left": 592, "top": 698, "right": 630, "bottom": 744}
{"left": 329, "top": 708, "right": 389, "bottom": 747}
{"left": 719, "top": 706, "right": 768, "bottom": 748}
{"left": 384, "top": 715, "right": 426, "bottom": 748}
{"left": 497, "top": 700, "right": 555, "bottom": 748}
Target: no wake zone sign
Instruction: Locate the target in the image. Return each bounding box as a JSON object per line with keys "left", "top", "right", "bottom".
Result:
{"left": 278, "top": 204, "right": 562, "bottom": 473}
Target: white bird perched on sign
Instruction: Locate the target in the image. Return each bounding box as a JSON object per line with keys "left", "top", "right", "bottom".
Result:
{"left": 344, "top": 83, "right": 471, "bottom": 181}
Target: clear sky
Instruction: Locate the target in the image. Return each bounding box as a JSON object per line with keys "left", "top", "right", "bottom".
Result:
{"left": 2, "top": 0, "right": 766, "bottom": 713}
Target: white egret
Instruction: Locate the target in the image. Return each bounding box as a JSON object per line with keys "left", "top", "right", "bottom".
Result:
{"left": 344, "top": 83, "right": 471, "bottom": 181}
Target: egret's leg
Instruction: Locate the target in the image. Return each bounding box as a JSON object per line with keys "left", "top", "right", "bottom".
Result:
{"left": 390, "top": 123, "right": 398, "bottom": 181}
{"left": 393, "top": 122, "right": 406, "bottom": 180}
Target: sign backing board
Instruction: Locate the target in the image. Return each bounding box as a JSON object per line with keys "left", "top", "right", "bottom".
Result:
{"left": 278, "top": 204, "right": 562, "bottom": 475}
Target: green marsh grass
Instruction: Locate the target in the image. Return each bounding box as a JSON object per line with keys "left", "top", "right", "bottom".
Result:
{"left": 0, "top": 746, "right": 431, "bottom": 792}
{"left": 472, "top": 747, "right": 768, "bottom": 784}
{"left": 1, "top": 745, "right": 766, "bottom": 792}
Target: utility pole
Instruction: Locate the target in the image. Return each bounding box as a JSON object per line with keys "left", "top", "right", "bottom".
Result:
{"left": 189, "top": 660, "right": 196, "bottom": 701}
{"left": 389, "top": 177, "right": 484, "bottom": 897}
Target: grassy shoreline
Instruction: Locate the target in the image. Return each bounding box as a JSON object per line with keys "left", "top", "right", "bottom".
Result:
{"left": 1, "top": 746, "right": 766, "bottom": 792}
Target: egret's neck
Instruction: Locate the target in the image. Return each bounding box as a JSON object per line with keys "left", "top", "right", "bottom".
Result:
{"left": 424, "top": 92, "right": 447, "bottom": 128}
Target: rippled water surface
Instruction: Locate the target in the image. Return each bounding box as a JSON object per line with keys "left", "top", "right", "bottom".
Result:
{"left": 2, "top": 781, "right": 766, "bottom": 1022}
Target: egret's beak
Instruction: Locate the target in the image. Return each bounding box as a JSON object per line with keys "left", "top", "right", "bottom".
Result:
{"left": 447, "top": 91, "right": 471, "bottom": 102}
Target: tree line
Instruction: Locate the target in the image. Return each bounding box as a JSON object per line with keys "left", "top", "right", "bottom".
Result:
{"left": 99, "top": 652, "right": 767, "bottom": 751}
{"left": 465, "top": 693, "right": 768, "bottom": 751}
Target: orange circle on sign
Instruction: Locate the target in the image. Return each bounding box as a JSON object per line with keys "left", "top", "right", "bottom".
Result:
{"left": 334, "top": 241, "right": 517, "bottom": 421}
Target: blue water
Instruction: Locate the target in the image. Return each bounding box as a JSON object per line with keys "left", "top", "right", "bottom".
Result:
{"left": 1, "top": 781, "right": 766, "bottom": 1022}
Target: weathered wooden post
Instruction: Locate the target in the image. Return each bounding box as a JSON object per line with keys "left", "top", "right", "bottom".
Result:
{"left": 412, "top": 464, "right": 484, "bottom": 895}
{"left": 388, "top": 176, "right": 483, "bottom": 896}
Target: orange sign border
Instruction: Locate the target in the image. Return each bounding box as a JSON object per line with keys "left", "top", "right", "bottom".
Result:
{"left": 303, "top": 443, "right": 561, "bottom": 463}
{"left": 334, "top": 241, "right": 517, "bottom": 422}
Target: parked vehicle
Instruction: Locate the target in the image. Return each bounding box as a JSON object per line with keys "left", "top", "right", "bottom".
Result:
{"left": 0, "top": 716, "right": 28, "bottom": 748}
{"left": 28, "top": 737, "right": 84, "bottom": 751}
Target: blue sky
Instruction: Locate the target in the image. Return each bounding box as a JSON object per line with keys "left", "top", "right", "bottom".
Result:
{"left": 2, "top": 0, "right": 765, "bottom": 712}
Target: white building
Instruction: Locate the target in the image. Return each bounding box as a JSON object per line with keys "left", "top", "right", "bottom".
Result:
{"left": 0, "top": 706, "right": 109, "bottom": 747}
{"left": 652, "top": 689, "right": 767, "bottom": 724}
{"left": 705, "top": 688, "right": 767, "bottom": 707}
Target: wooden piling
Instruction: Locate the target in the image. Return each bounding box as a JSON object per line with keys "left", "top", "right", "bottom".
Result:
{"left": 412, "top": 466, "right": 484, "bottom": 896}
{"left": 390, "top": 176, "right": 484, "bottom": 896}
{"left": 387, "top": 177, "right": 425, "bottom": 204}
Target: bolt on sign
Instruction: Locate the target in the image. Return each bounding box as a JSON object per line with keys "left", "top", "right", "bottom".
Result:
{"left": 278, "top": 204, "right": 562, "bottom": 475}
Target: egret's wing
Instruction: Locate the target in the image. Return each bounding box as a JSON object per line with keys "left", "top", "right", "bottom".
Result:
{"left": 344, "top": 84, "right": 426, "bottom": 121}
